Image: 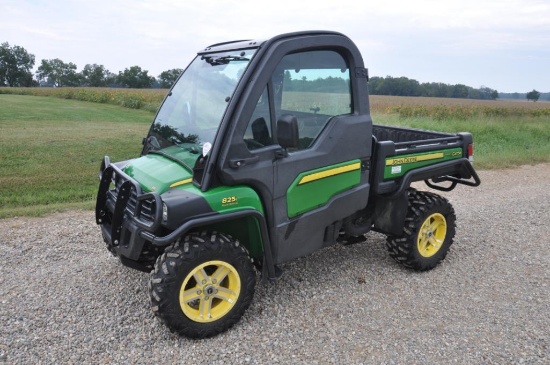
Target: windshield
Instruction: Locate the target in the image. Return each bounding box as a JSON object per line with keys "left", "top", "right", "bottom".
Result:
{"left": 143, "top": 49, "right": 257, "bottom": 168}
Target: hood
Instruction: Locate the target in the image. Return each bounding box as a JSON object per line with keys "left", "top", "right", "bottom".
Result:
{"left": 123, "top": 153, "right": 193, "bottom": 194}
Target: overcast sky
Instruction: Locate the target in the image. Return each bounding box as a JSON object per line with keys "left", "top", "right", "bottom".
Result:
{"left": 2, "top": 0, "right": 549, "bottom": 93}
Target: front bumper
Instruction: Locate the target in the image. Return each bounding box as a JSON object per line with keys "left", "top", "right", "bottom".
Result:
{"left": 95, "top": 158, "right": 162, "bottom": 267}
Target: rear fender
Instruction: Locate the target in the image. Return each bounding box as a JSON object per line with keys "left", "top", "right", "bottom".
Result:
{"left": 371, "top": 190, "right": 409, "bottom": 236}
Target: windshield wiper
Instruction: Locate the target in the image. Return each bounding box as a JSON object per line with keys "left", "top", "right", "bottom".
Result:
{"left": 202, "top": 55, "right": 250, "bottom": 65}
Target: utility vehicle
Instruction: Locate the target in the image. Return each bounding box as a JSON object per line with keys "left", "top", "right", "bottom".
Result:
{"left": 96, "top": 31, "right": 480, "bottom": 338}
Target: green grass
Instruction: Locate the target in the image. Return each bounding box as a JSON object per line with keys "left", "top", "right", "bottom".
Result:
{"left": 373, "top": 113, "right": 550, "bottom": 169}
{"left": 0, "top": 94, "right": 152, "bottom": 218}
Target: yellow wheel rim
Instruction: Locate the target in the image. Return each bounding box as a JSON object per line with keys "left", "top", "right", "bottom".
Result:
{"left": 179, "top": 260, "right": 241, "bottom": 323}
{"left": 417, "top": 213, "right": 447, "bottom": 258}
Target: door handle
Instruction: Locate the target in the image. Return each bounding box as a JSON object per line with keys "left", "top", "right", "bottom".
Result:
{"left": 229, "top": 156, "right": 260, "bottom": 168}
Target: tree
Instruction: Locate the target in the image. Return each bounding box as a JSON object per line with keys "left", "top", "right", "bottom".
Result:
{"left": 451, "top": 84, "right": 469, "bottom": 98}
{"left": 81, "top": 64, "right": 114, "bottom": 87}
{"left": 526, "top": 89, "right": 541, "bottom": 102}
{"left": 158, "top": 68, "right": 182, "bottom": 88}
{"left": 0, "top": 42, "right": 36, "bottom": 86}
{"left": 117, "top": 66, "right": 155, "bottom": 88}
{"left": 396, "top": 77, "right": 421, "bottom": 96}
{"left": 420, "top": 82, "right": 451, "bottom": 98}
{"left": 37, "top": 58, "right": 80, "bottom": 87}
{"left": 478, "top": 86, "right": 499, "bottom": 100}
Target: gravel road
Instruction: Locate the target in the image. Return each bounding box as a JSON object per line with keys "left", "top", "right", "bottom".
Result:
{"left": 1, "top": 164, "right": 549, "bottom": 364}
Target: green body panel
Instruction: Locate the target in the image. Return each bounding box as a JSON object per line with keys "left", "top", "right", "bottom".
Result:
{"left": 384, "top": 147, "right": 463, "bottom": 180}
{"left": 124, "top": 153, "right": 265, "bottom": 217}
{"left": 125, "top": 154, "right": 266, "bottom": 257}
{"left": 123, "top": 153, "right": 192, "bottom": 193}
{"left": 286, "top": 159, "right": 362, "bottom": 218}
{"left": 199, "top": 185, "right": 265, "bottom": 215}
{"left": 207, "top": 217, "right": 264, "bottom": 258}
{"left": 172, "top": 182, "right": 266, "bottom": 257}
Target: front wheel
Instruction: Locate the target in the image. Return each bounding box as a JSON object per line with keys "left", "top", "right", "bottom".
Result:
{"left": 386, "top": 189, "right": 456, "bottom": 271}
{"left": 149, "top": 232, "right": 256, "bottom": 338}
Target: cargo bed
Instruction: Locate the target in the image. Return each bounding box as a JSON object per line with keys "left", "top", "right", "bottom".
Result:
{"left": 371, "top": 125, "right": 480, "bottom": 196}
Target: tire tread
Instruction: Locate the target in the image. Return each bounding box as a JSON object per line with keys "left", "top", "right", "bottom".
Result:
{"left": 386, "top": 189, "right": 456, "bottom": 271}
{"left": 149, "top": 231, "right": 256, "bottom": 339}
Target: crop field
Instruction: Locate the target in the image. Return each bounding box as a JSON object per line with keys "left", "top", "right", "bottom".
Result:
{"left": 370, "top": 95, "right": 550, "bottom": 119}
{"left": 0, "top": 87, "right": 166, "bottom": 113}
{"left": 2, "top": 86, "right": 549, "bottom": 118}
{"left": 376, "top": 114, "right": 550, "bottom": 168}
{"left": 369, "top": 96, "right": 550, "bottom": 169}
{"left": 0, "top": 89, "right": 549, "bottom": 217}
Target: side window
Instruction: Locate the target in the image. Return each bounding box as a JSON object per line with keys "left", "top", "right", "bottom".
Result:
{"left": 244, "top": 87, "right": 273, "bottom": 151}
{"left": 274, "top": 50, "right": 351, "bottom": 150}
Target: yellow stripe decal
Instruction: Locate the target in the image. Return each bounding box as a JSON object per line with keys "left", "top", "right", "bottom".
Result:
{"left": 386, "top": 152, "right": 444, "bottom": 167}
{"left": 298, "top": 162, "right": 361, "bottom": 185}
{"left": 169, "top": 178, "right": 193, "bottom": 188}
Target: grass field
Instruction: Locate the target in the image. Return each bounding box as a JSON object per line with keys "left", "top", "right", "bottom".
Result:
{"left": 0, "top": 94, "right": 152, "bottom": 217}
{"left": 1, "top": 90, "right": 549, "bottom": 218}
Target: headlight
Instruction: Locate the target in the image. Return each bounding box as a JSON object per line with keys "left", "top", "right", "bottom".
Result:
{"left": 162, "top": 202, "right": 168, "bottom": 223}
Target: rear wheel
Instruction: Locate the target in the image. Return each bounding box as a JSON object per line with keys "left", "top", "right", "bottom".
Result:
{"left": 386, "top": 189, "right": 456, "bottom": 271}
{"left": 149, "top": 231, "right": 256, "bottom": 338}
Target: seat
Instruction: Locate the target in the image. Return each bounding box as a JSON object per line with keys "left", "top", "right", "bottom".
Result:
{"left": 251, "top": 117, "right": 272, "bottom": 146}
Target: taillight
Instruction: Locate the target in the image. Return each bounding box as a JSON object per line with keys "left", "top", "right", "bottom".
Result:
{"left": 468, "top": 144, "right": 474, "bottom": 163}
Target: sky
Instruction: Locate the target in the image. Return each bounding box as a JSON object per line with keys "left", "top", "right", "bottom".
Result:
{"left": 2, "top": 0, "right": 550, "bottom": 93}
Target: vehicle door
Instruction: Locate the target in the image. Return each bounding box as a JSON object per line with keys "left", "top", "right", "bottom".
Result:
{"left": 220, "top": 44, "right": 372, "bottom": 264}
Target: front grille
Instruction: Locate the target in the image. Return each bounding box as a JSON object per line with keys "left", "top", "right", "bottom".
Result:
{"left": 108, "top": 171, "right": 156, "bottom": 223}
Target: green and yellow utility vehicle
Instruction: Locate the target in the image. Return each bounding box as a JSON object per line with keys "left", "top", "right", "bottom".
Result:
{"left": 96, "top": 31, "right": 480, "bottom": 338}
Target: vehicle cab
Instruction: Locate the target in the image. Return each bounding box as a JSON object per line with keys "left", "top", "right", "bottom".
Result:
{"left": 97, "top": 31, "right": 373, "bottom": 273}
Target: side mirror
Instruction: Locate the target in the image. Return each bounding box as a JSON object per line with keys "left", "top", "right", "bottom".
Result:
{"left": 276, "top": 114, "right": 299, "bottom": 149}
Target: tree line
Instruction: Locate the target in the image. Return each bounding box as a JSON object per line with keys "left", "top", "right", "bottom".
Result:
{"left": 1, "top": 41, "right": 546, "bottom": 102}
{"left": 283, "top": 73, "right": 500, "bottom": 101}
{"left": 499, "top": 90, "right": 549, "bottom": 102}
{"left": 368, "top": 76, "right": 499, "bottom": 100}
{"left": 1, "top": 42, "right": 181, "bottom": 88}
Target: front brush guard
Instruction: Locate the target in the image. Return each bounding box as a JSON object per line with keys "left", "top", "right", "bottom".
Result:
{"left": 95, "top": 160, "right": 162, "bottom": 248}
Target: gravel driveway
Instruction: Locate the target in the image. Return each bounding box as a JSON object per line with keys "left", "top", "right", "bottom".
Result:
{"left": 1, "top": 164, "right": 549, "bottom": 364}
